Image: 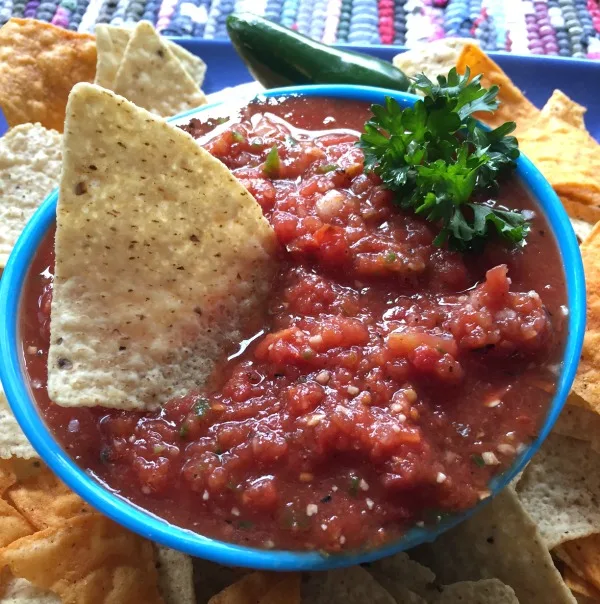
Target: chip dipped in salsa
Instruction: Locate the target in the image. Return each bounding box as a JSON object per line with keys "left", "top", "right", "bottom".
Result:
{"left": 20, "top": 95, "right": 568, "bottom": 553}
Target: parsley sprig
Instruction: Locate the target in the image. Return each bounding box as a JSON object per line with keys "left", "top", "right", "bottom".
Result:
{"left": 358, "top": 68, "right": 529, "bottom": 250}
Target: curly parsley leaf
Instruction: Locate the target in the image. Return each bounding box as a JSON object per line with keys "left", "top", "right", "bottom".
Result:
{"left": 358, "top": 67, "right": 528, "bottom": 250}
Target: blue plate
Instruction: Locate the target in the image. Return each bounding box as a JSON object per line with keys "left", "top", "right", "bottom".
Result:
{"left": 0, "top": 84, "right": 586, "bottom": 570}
{"left": 0, "top": 42, "right": 599, "bottom": 140}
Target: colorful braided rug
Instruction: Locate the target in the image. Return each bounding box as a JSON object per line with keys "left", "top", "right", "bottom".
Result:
{"left": 1, "top": 0, "right": 599, "bottom": 59}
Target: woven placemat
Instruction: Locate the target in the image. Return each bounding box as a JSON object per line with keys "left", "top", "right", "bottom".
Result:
{"left": 1, "top": 0, "right": 599, "bottom": 59}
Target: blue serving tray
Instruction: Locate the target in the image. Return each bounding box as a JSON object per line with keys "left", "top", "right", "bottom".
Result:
{"left": 176, "top": 40, "right": 600, "bottom": 143}
{"left": 1, "top": 41, "right": 599, "bottom": 141}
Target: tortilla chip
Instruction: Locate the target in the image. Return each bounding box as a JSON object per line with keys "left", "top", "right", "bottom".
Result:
{"left": 193, "top": 561, "right": 248, "bottom": 602}
{"left": 47, "top": 83, "right": 276, "bottom": 410}
{"left": 570, "top": 218, "right": 594, "bottom": 243}
{"left": 113, "top": 21, "right": 206, "bottom": 117}
{"left": 0, "top": 18, "right": 96, "bottom": 131}
{"left": 260, "top": 574, "right": 300, "bottom": 604}
{"left": 0, "top": 514, "right": 162, "bottom": 604}
{"left": 208, "top": 572, "right": 296, "bottom": 604}
{"left": 0, "top": 123, "right": 62, "bottom": 269}
{"left": 95, "top": 24, "right": 206, "bottom": 90}
{"left": 366, "top": 551, "right": 435, "bottom": 601}
{"left": 168, "top": 42, "right": 207, "bottom": 89}
{"left": 155, "top": 546, "right": 194, "bottom": 604}
{"left": 560, "top": 197, "right": 600, "bottom": 243}
{"left": 94, "top": 24, "right": 130, "bottom": 89}
{"left": 518, "top": 114, "right": 600, "bottom": 204}
{"left": 0, "top": 386, "right": 38, "bottom": 460}
{"left": 392, "top": 38, "right": 477, "bottom": 80}
{"left": 573, "top": 222, "right": 600, "bottom": 409}
{"left": 302, "top": 567, "right": 398, "bottom": 604}
{"left": 432, "top": 579, "right": 519, "bottom": 604}
{"left": 0, "top": 499, "right": 33, "bottom": 548}
{"left": 561, "top": 198, "right": 600, "bottom": 225}
{"left": 558, "top": 534, "right": 600, "bottom": 594}
{"left": 411, "top": 488, "right": 575, "bottom": 603}
{"left": 557, "top": 184, "right": 600, "bottom": 209}
{"left": 456, "top": 43, "right": 539, "bottom": 131}
{"left": 563, "top": 565, "right": 600, "bottom": 600}
{"left": 7, "top": 467, "right": 92, "bottom": 530}
{"left": 541, "top": 90, "right": 587, "bottom": 131}
{"left": 573, "top": 595, "right": 598, "bottom": 604}
{"left": 516, "top": 433, "right": 600, "bottom": 549}
{"left": 553, "top": 395, "right": 600, "bottom": 453}
{"left": 0, "top": 576, "right": 59, "bottom": 603}
{"left": 0, "top": 458, "right": 22, "bottom": 497}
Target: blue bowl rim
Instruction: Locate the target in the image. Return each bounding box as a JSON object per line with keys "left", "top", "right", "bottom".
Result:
{"left": 0, "top": 84, "right": 586, "bottom": 571}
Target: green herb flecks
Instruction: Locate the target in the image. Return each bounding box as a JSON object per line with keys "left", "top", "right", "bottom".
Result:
{"left": 348, "top": 475, "right": 360, "bottom": 497}
{"left": 472, "top": 454, "right": 485, "bottom": 468}
{"left": 384, "top": 251, "right": 398, "bottom": 263}
{"left": 194, "top": 397, "right": 210, "bottom": 418}
{"left": 179, "top": 422, "right": 190, "bottom": 439}
{"left": 317, "top": 163, "right": 339, "bottom": 174}
{"left": 357, "top": 68, "right": 528, "bottom": 250}
{"left": 100, "top": 447, "right": 111, "bottom": 464}
{"left": 263, "top": 145, "right": 281, "bottom": 177}
{"left": 232, "top": 131, "right": 246, "bottom": 143}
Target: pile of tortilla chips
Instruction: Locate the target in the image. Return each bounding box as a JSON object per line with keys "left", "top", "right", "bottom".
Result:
{"left": 394, "top": 39, "right": 600, "bottom": 242}
{"left": 94, "top": 21, "right": 207, "bottom": 117}
{"left": 0, "top": 17, "right": 209, "bottom": 271}
{"left": 3, "top": 19, "right": 600, "bottom": 603}
{"left": 0, "top": 18, "right": 207, "bottom": 131}
{"left": 0, "top": 389, "right": 195, "bottom": 604}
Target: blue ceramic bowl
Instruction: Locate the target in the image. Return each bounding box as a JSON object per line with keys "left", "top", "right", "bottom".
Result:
{"left": 0, "top": 85, "right": 586, "bottom": 571}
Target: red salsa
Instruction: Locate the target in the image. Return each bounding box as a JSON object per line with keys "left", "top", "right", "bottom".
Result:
{"left": 21, "top": 96, "right": 567, "bottom": 552}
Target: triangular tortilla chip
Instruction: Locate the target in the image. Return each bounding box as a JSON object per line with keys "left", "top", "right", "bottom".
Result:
{"left": 573, "top": 222, "right": 600, "bottom": 410}
{"left": 301, "top": 567, "right": 399, "bottom": 604}
{"left": 433, "top": 579, "right": 519, "bottom": 604}
{"left": 0, "top": 576, "right": 59, "bottom": 602}
{"left": 559, "top": 534, "right": 600, "bottom": 593}
{"left": 367, "top": 551, "right": 435, "bottom": 601}
{"left": 563, "top": 565, "right": 600, "bottom": 601}
{"left": 0, "top": 123, "right": 62, "bottom": 269}
{"left": 556, "top": 184, "right": 600, "bottom": 208}
{"left": 0, "top": 499, "right": 33, "bottom": 548}
{"left": 113, "top": 21, "right": 206, "bottom": 117}
{"left": 0, "top": 385, "right": 38, "bottom": 460}
{"left": 193, "top": 560, "right": 247, "bottom": 602}
{"left": 95, "top": 23, "right": 206, "bottom": 89}
{"left": 0, "top": 18, "right": 96, "bottom": 131}
{"left": 7, "top": 467, "right": 92, "bottom": 530}
{"left": 94, "top": 23, "right": 130, "bottom": 89}
{"left": 392, "top": 38, "right": 477, "bottom": 80}
{"left": 516, "top": 433, "right": 600, "bottom": 549}
{"left": 48, "top": 84, "right": 276, "bottom": 410}
{"left": 260, "top": 574, "right": 300, "bottom": 604}
{"left": 155, "top": 546, "right": 195, "bottom": 604}
{"left": 0, "top": 514, "right": 162, "bottom": 604}
{"left": 456, "top": 43, "right": 539, "bottom": 131}
{"left": 541, "top": 89, "right": 587, "bottom": 131}
{"left": 411, "top": 488, "right": 576, "bottom": 603}
{"left": 518, "top": 113, "right": 600, "bottom": 204}
{"left": 570, "top": 218, "right": 594, "bottom": 243}
{"left": 553, "top": 394, "right": 600, "bottom": 454}
{"left": 208, "top": 572, "right": 298, "bottom": 604}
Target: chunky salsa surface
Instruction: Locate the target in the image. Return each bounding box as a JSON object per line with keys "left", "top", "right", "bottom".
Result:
{"left": 21, "top": 96, "right": 567, "bottom": 552}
